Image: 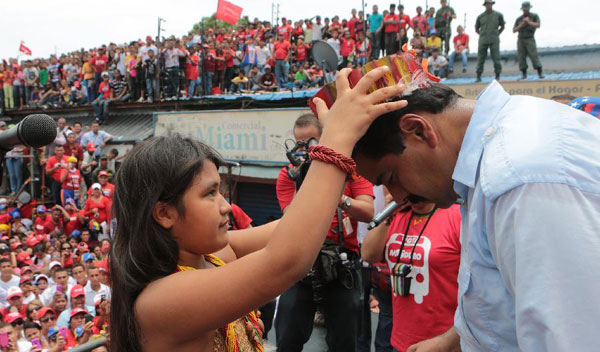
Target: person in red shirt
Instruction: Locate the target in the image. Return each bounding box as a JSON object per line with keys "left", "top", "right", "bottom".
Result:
{"left": 62, "top": 199, "right": 84, "bottom": 237}
{"left": 204, "top": 42, "right": 216, "bottom": 95}
{"left": 330, "top": 16, "right": 343, "bottom": 34}
{"left": 362, "top": 196, "right": 461, "bottom": 352}
{"left": 34, "top": 206, "right": 53, "bottom": 235}
{"left": 45, "top": 144, "right": 69, "bottom": 204}
{"left": 384, "top": 4, "right": 400, "bottom": 55}
{"left": 89, "top": 47, "right": 108, "bottom": 100}
{"left": 449, "top": 25, "right": 470, "bottom": 74}
{"left": 60, "top": 156, "right": 83, "bottom": 207}
{"left": 87, "top": 170, "right": 115, "bottom": 201}
{"left": 273, "top": 36, "right": 291, "bottom": 86}
{"left": 63, "top": 131, "right": 84, "bottom": 166}
{"left": 294, "top": 38, "right": 309, "bottom": 68}
{"left": 340, "top": 31, "right": 357, "bottom": 68}
{"left": 398, "top": 4, "right": 413, "bottom": 31}
{"left": 214, "top": 44, "right": 226, "bottom": 92}
{"left": 2, "top": 287, "right": 27, "bottom": 317}
{"left": 277, "top": 17, "right": 292, "bottom": 41}
{"left": 275, "top": 114, "right": 375, "bottom": 351}
{"left": 348, "top": 9, "right": 359, "bottom": 38}
{"left": 223, "top": 42, "right": 236, "bottom": 91}
{"left": 412, "top": 6, "right": 429, "bottom": 36}
{"left": 84, "top": 183, "right": 112, "bottom": 233}
{"left": 0, "top": 205, "right": 11, "bottom": 225}
{"left": 184, "top": 45, "right": 200, "bottom": 98}
{"left": 64, "top": 308, "right": 94, "bottom": 349}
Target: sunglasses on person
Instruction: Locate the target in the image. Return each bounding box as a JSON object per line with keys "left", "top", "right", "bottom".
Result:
{"left": 11, "top": 319, "right": 24, "bottom": 326}
{"left": 40, "top": 315, "right": 56, "bottom": 323}
{"left": 27, "top": 306, "right": 41, "bottom": 314}
{"left": 62, "top": 245, "right": 71, "bottom": 250}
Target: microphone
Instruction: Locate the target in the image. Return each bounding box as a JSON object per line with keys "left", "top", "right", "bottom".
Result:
{"left": 367, "top": 201, "right": 400, "bottom": 230}
{"left": 0, "top": 114, "right": 57, "bottom": 151}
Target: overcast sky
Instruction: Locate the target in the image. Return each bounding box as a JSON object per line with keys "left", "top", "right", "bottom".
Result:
{"left": 2, "top": 0, "right": 598, "bottom": 59}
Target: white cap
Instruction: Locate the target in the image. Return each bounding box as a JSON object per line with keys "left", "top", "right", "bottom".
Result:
{"left": 34, "top": 274, "right": 49, "bottom": 285}
{"left": 49, "top": 261, "right": 62, "bottom": 270}
{"left": 91, "top": 183, "right": 102, "bottom": 191}
{"left": 7, "top": 286, "right": 23, "bottom": 300}
{"left": 0, "top": 198, "right": 7, "bottom": 204}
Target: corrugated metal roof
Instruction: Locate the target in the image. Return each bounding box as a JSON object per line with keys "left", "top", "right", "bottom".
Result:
{"left": 58, "top": 112, "right": 154, "bottom": 143}
{"left": 442, "top": 70, "right": 600, "bottom": 85}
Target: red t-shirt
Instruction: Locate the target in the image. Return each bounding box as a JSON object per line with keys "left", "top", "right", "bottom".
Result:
{"left": 98, "top": 81, "right": 111, "bottom": 99}
{"left": 60, "top": 168, "right": 82, "bottom": 191}
{"left": 296, "top": 45, "right": 308, "bottom": 61}
{"left": 64, "top": 143, "right": 84, "bottom": 162}
{"left": 330, "top": 22, "right": 343, "bottom": 33}
{"left": 453, "top": 33, "right": 470, "bottom": 51}
{"left": 385, "top": 205, "right": 461, "bottom": 351}
{"left": 215, "top": 51, "right": 225, "bottom": 71}
{"left": 90, "top": 55, "right": 109, "bottom": 73}
{"left": 277, "top": 25, "right": 293, "bottom": 41}
{"left": 276, "top": 166, "right": 374, "bottom": 253}
{"left": 230, "top": 204, "right": 252, "bottom": 230}
{"left": 399, "top": 14, "right": 412, "bottom": 30}
{"left": 0, "top": 304, "right": 27, "bottom": 318}
{"left": 45, "top": 155, "right": 69, "bottom": 183}
{"left": 34, "top": 215, "right": 53, "bottom": 235}
{"left": 384, "top": 14, "right": 400, "bottom": 33}
{"left": 273, "top": 41, "right": 291, "bottom": 60}
{"left": 184, "top": 54, "right": 199, "bottom": 80}
{"left": 0, "top": 213, "right": 11, "bottom": 225}
{"left": 84, "top": 196, "right": 112, "bottom": 224}
{"left": 64, "top": 210, "right": 83, "bottom": 236}
{"left": 205, "top": 49, "right": 216, "bottom": 73}
{"left": 225, "top": 49, "right": 235, "bottom": 68}
{"left": 348, "top": 17, "right": 358, "bottom": 38}
{"left": 340, "top": 38, "right": 356, "bottom": 57}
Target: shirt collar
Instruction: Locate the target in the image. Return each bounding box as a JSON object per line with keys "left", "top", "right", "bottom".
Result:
{"left": 452, "top": 81, "right": 510, "bottom": 196}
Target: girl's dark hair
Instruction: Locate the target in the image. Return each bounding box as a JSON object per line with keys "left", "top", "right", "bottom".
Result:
{"left": 354, "top": 84, "right": 460, "bottom": 159}
{"left": 109, "top": 135, "right": 224, "bottom": 352}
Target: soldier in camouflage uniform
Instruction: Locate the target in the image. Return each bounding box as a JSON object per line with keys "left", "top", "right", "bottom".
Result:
{"left": 513, "top": 1, "right": 544, "bottom": 79}
{"left": 435, "top": 0, "right": 456, "bottom": 55}
{"left": 475, "top": 0, "right": 505, "bottom": 81}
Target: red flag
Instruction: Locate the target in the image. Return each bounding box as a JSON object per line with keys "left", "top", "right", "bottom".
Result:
{"left": 19, "top": 42, "right": 32, "bottom": 56}
{"left": 215, "top": 0, "right": 243, "bottom": 25}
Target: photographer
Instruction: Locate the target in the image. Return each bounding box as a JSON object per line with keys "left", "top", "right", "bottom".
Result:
{"left": 275, "top": 114, "right": 374, "bottom": 352}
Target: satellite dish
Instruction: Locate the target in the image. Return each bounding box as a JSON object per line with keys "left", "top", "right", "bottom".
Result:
{"left": 311, "top": 40, "right": 339, "bottom": 74}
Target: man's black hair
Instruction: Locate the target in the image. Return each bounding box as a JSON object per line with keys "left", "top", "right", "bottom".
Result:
{"left": 73, "top": 121, "right": 82, "bottom": 126}
{"left": 23, "top": 322, "right": 41, "bottom": 331}
{"left": 110, "top": 148, "right": 119, "bottom": 156}
{"left": 354, "top": 85, "right": 460, "bottom": 159}
{"left": 0, "top": 257, "right": 10, "bottom": 264}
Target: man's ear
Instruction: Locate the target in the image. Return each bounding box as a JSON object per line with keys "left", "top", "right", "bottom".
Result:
{"left": 399, "top": 114, "right": 438, "bottom": 148}
{"left": 152, "top": 202, "right": 178, "bottom": 230}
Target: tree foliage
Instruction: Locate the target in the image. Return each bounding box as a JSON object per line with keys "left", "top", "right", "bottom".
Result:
{"left": 189, "top": 14, "right": 249, "bottom": 34}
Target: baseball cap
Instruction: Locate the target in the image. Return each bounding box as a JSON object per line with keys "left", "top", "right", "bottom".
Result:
{"left": 264, "top": 64, "right": 271, "bottom": 70}
{"left": 16, "top": 252, "right": 33, "bottom": 265}
{"left": 0, "top": 224, "right": 9, "bottom": 231}
{"left": 7, "top": 287, "right": 23, "bottom": 300}
{"left": 34, "top": 274, "right": 49, "bottom": 285}
{"left": 38, "top": 307, "right": 56, "bottom": 319}
{"left": 48, "top": 327, "right": 59, "bottom": 338}
{"left": 0, "top": 204, "right": 6, "bottom": 210}
{"left": 49, "top": 261, "right": 62, "bottom": 270}
{"left": 69, "top": 307, "right": 89, "bottom": 320}
{"left": 70, "top": 284, "right": 85, "bottom": 298}
{"left": 146, "top": 35, "right": 153, "bottom": 41}
{"left": 65, "top": 197, "right": 76, "bottom": 205}
{"left": 26, "top": 236, "right": 40, "bottom": 247}
{"left": 21, "top": 266, "right": 33, "bottom": 275}
{"left": 5, "top": 312, "right": 23, "bottom": 323}
{"left": 78, "top": 242, "right": 89, "bottom": 253}
{"left": 0, "top": 198, "right": 7, "bottom": 204}
{"left": 86, "top": 142, "right": 97, "bottom": 152}
{"left": 19, "top": 276, "right": 32, "bottom": 285}
{"left": 0, "top": 121, "right": 6, "bottom": 128}
{"left": 68, "top": 156, "right": 78, "bottom": 164}
{"left": 11, "top": 242, "right": 23, "bottom": 250}
{"left": 91, "top": 183, "right": 102, "bottom": 191}
{"left": 83, "top": 253, "right": 95, "bottom": 262}
{"left": 483, "top": 0, "right": 495, "bottom": 4}
{"left": 69, "top": 230, "right": 82, "bottom": 238}
{"left": 36, "top": 205, "right": 47, "bottom": 213}
{"left": 74, "top": 80, "right": 81, "bottom": 88}
{"left": 99, "top": 154, "right": 108, "bottom": 160}
{"left": 521, "top": 1, "right": 532, "bottom": 9}
{"left": 98, "top": 170, "right": 109, "bottom": 177}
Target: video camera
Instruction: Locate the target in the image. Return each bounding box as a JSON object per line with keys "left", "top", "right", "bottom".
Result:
{"left": 284, "top": 137, "right": 318, "bottom": 190}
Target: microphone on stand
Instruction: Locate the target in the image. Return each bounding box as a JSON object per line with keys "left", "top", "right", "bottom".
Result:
{"left": 367, "top": 201, "right": 400, "bottom": 230}
{"left": 0, "top": 114, "right": 57, "bottom": 184}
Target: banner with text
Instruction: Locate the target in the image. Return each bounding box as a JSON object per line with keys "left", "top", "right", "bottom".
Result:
{"left": 449, "top": 79, "right": 600, "bottom": 99}
{"left": 154, "top": 109, "right": 310, "bottom": 163}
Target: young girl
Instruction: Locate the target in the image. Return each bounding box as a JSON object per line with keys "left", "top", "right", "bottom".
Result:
{"left": 109, "top": 66, "right": 405, "bottom": 351}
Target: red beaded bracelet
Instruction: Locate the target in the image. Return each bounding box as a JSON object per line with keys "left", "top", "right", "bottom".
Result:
{"left": 308, "top": 145, "right": 357, "bottom": 177}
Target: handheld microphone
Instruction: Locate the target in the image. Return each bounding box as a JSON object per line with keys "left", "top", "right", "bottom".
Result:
{"left": 367, "top": 201, "right": 400, "bottom": 230}
{"left": 0, "top": 114, "right": 57, "bottom": 151}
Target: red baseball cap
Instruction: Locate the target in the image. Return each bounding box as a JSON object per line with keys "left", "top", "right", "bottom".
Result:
{"left": 5, "top": 312, "right": 23, "bottom": 323}
{"left": 98, "top": 171, "right": 109, "bottom": 177}
{"left": 26, "top": 236, "right": 40, "bottom": 247}
{"left": 78, "top": 242, "right": 89, "bottom": 252}
{"left": 38, "top": 307, "right": 56, "bottom": 319}
{"left": 16, "top": 251, "right": 32, "bottom": 265}
{"left": 7, "top": 287, "right": 23, "bottom": 300}
{"left": 146, "top": 35, "right": 153, "bottom": 41}
{"left": 69, "top": 308, "right": 89, "bottom": 320}
{"left": 11, "top": 242, "right": 23, "bottom": 250}
{"left": 86, "top": 142, "right": 97, "bottom": 152}
{"left": 19, "top": 276, "right": 32, "bottom": 285}
{"left": 70, "top": 284, "right": 85, "bottom": 298}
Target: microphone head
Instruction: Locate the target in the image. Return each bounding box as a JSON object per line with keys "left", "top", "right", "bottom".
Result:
{"left": 19, "top": 114, "right": 57, "bottom": 148}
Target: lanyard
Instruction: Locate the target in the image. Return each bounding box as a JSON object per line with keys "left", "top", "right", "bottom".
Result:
{"left": 394, "top": 207, "right": 437, "bottom": 266}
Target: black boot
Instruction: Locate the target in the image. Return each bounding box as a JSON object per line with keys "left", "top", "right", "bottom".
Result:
{"left": 476, "top": 73, "right": 482, "bottom": 82}
{"left": 537, "top": 67, "right": 545, "bottom": 78}
{"left": 495, "top": 73, "right": 501, "bottom": 81}
{"left": 521, "top": 69, "right": 527, "bottom": 80}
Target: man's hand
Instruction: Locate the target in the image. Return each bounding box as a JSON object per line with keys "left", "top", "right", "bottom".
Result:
{"left": 407, "top": 327, "right": 461, "bottom": 352}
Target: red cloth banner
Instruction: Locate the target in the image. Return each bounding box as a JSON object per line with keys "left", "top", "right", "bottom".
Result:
{"left": 19, "top": 42, "right": 32, "bottom": 56}
{"left": 216, "top": 0, "right": 243, "bottom": 25}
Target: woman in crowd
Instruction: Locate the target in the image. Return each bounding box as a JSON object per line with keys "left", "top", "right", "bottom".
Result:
{"left": 362, "top": 192, "right": 461, "bottom": 352}
{"left": 109, "top": 66, "right": 405, "bottom": 351}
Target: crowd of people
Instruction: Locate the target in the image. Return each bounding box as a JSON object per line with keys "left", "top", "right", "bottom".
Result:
{"left": 0, "top": 117, "right": 116, "bottom": 351}
{"left": 1, "top": 1, "right": 544, "bottom": 119}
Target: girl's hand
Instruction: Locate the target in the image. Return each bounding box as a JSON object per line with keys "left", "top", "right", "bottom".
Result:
{"left": 314, "top": 66, "right": 407, "bottom": 148}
